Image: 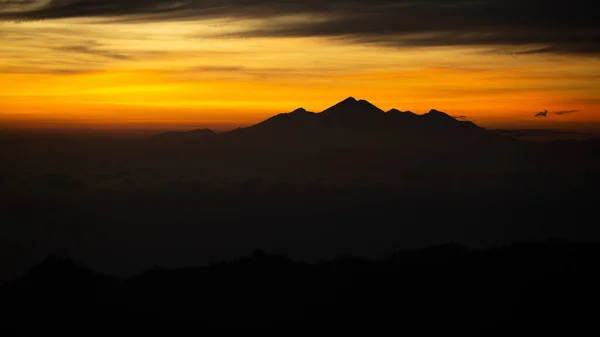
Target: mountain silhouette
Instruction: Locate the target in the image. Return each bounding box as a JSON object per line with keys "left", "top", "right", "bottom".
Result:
{"left": 143, "top": 97, "right": 534, "bottom": 175}
{"left": 0, "top": 96, "right": 548, "bottom": 183}
{"left": 244, "top": 107, "right": 318, "bottom": 131}
{"left": 4, "top": 242, "right": 600, "bottom": 331}
{"left": 320, "top": 97, "right": 385, "bottom": 126}
{"left": 152, "top": 97, "right": 518, "bottom": 152}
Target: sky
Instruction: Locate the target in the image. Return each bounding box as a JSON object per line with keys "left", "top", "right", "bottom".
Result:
{"left": 1, "top": 0, "right": 599, "bottom": 132}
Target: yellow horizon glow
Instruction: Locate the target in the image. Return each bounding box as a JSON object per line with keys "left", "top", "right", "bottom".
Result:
{"left": 1, "top": 18, "right": 599, "bottom": 132}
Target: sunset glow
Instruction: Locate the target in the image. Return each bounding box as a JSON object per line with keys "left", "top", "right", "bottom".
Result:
{"left": 1, "top": 1, "right": 598, "bottom": 132}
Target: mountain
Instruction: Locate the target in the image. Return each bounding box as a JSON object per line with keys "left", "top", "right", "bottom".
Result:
{"left": 146, "top": 97, "right": 534, "bottom": 175}
{"left": 320, "top": 97, "right": 385, "bottom": 126}
{"left": 4, "top": 242, "right": 600, "bottom": 329}
{"left": 150, "top": 98, "right": 514, "bottom": 148}
{"left": 210, "top": 97, "right": 518, "bottom": 150}
{"left": 241, "top": 107, "right": 318, "bottom": 132}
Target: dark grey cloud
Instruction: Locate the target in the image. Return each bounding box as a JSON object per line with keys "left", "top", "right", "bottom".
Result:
{"left": 532, "top": 109, "right": 580, "bottom": 117}
{"left": 1, "top": 0, "right": 597, "bottom": 56}
{"left": 553, "top": 110, "right": 580, "bottom": 115}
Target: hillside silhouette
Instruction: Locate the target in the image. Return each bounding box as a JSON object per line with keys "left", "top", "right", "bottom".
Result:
{"left": 1, "top": 96, "right": 599, "bottom": 287}
{"left": 143, "top": 97, "right": 561, "bottom": 178}
{"left": 153, "top": 97, "right": 519, "bottom": 152}
{"left": 2, "top": 241, "right": 599, "bottom": 333}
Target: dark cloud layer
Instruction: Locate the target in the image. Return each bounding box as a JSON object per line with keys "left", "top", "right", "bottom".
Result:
{"left": 1, "top": 0, "right": 597, "bottom": 56}
{"left": 533, "top": 109, "right": 580, "bottom": 117}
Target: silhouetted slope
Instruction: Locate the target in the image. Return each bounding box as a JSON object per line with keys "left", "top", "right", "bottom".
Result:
{"left": 255, "top": 107, "right": 317, "bottom": 129}
{"left": 3, "top": 241, "right": 600, "bottom": 332}
{"left": 2, "top": 98, "right": 599, "bottom": 291}
{"left": 320, "top": 96, "right": 384, "bottom": 126}
{"left": 226, "top": 98, "right": 517, "bottom": 150}
{"left": 151, "top": 97, "right": 519, "bottom": 152}
{"left": 213, "top": 98, "right": 527, "bottom": 174}
{"left": 237, "top": 108, "right": 317, "bottom": 132}
{"left": 386, "top": 108, "right": 418, "bottom": 118}
{"left": 220, "top": 107, "right": 320, "bottom": 148}
{"left": 2, "top": 255, "right": 121, "bottom": 320}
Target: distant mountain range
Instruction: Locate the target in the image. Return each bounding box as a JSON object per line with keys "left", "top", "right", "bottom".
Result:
{"left": 145, "top": 97, "right": 600, "bottom": 175}
{"left": 151, "top": 97, "right": 518, "bottom": 151}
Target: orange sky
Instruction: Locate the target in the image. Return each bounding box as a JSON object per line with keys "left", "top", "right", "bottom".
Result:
{"left": 1, "top": 16, "right": 600, "bottom": 132}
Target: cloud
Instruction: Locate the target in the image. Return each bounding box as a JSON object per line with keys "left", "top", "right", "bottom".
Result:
{"left": 0, "top": 21, "right": 171, "bottom": 74}
{"left": 53, "top": 40, "right": 131, "bottom": 60}
{"left": 168, "top": 64, "right": 336, "bottom": 81}
{"left": 191, "top": 66, "right": 247, "bottom": 73}
{"left": 0, "top": 0, "right": 597, "bottom": 56}
{"left": 0, "top": 0, "right": 51, "bottom": 14}
{"left": 0, "top": 66, "right": 93, "bottom": 74}
{"left": 531, "top": 109, "right": 580, "bottom": 117}
{"left": 553, "top": 110, "right": 580, "bottom": 115}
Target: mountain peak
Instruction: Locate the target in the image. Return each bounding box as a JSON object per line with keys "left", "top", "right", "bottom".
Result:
{"left": 387, "top": 108, "right": 415, "bottom": 114}
{"left": 387, "top": 108, "right": 417, "bottom": 117}
{"left": 322, "top": 97, "right": 384, "bottom": 116}
{"left": 425, "top": 109, "right": 455, "bottom": 120}
{"left": 151, "top": 97, "right": 511, "bottom": 151}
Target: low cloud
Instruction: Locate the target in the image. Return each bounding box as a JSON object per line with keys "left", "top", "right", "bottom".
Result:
{"left": 553, "top": 110, "right": 580, "bottom": 115}
{"left": 533, "top": 109, "right": 580, "bottom": 117}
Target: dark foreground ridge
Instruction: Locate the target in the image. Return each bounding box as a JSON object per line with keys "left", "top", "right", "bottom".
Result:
{"left": 3, "top": 240, "right": 599, "bottom": 332}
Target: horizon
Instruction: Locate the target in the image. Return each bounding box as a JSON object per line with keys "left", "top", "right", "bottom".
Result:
{"left": 1, "top": 1, "right": 599, "bottom": 132}
{"left": 3, "top": 96, "right": 600, "bottom": 139}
